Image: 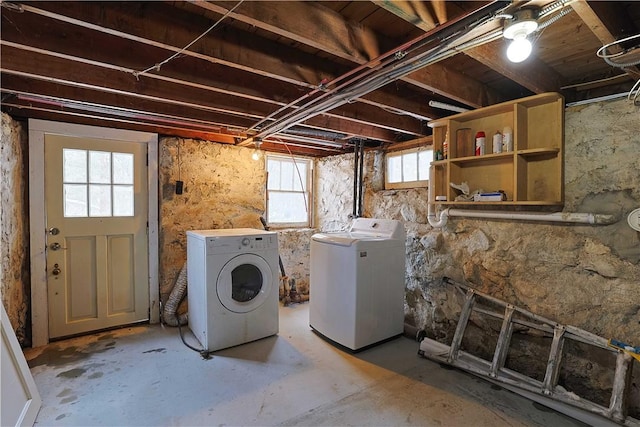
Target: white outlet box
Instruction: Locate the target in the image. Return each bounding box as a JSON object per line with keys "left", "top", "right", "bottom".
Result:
{"left": 628, "top": 208, "right": 640, "bottom": 231}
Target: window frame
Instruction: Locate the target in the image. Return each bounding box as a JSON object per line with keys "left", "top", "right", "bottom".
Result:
{"left": 385, "top": 146, "right": 433, "bottom": 190}
{"left": 265, "top": 154, "right": 313, "bottom": 228}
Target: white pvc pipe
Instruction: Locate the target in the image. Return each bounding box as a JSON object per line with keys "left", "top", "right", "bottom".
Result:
{"left": 426, "top": 167, "right": 616, "bottom": 227}
{"left": 445, "top": 209, "right": 616, "bottom": 225}
{"left": 427, "top": 165, "right": 448, "bottom": 228}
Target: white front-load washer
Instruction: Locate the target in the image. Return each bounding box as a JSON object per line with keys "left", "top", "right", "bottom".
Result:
{"left": 186, "top": 228, "right": 279, "bottom": 352}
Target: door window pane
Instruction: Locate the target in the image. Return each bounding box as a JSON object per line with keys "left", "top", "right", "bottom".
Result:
{"left": 89, "top": 151, "right": 111, "bottom": 184}
{"left": 89, "top": 184, "right": 111, "bottom": 217}
{"left": 63, "top": 149, "right": 87, "bottom": 183}
{"left": 113, "top": 153, "right": 134, "bottom": 185}
{"left": 113, "top": 185, "right": 134, "bottom": 216}
{"left": 64, "top": 184, "right": 88, "bottom": 217}
{"left": 63, "top": 149, "right": 135, "bottom": 218}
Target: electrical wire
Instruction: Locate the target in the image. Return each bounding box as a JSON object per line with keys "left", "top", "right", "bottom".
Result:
{"left": 177, "top": 321, "right": 213, "bottom": 359}
{"left": 132, "top": 0, "right": 245, "bottom": 80}
{"left": 596, "top": 33, "right": 640, "bottom": 68}
{"left": 629, "top": 79, "right": 640, "bottom": 106}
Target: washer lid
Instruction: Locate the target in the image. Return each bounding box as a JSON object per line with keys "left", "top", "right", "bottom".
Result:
{"left": 311, "top": 233, "right": 357, "bottom": 246}
{"left": 216, "top": 253, "right": 273, "bottom": 313}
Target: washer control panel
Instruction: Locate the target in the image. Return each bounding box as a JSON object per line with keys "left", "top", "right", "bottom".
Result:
{"left": 206, "top": 234, "right": 278, "bottom": 253}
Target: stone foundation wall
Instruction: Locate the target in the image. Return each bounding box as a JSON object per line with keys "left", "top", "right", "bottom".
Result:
{"left": 0, "top": 113, "right": 30, "bottom": 345}
{"left": 158, "top": 137, "right": 311, "bottom": 309}
{"left": 158, "top": 138, "right": 266, "bottom": 304}
{"left": 315, "top": 97, "right": 640, "bottom": 415}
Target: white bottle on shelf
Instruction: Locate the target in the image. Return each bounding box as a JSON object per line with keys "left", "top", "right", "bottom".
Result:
{"left": 492, "top": 131, "right": 503, "bottom": 153}
{"left": 503, "top": 126, "right": 513, "bottom": 152}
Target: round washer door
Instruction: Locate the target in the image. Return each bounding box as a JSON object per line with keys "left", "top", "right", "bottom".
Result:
{"left": 216, "top": 253, "right": 273, "bottom": 313}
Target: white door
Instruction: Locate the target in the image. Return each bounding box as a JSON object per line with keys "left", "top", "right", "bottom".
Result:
{"left": 1, "top": 304, "right": 41, "bottom": 427}
{"left": 44, "top": 134, "right": 149, "bottom": 339}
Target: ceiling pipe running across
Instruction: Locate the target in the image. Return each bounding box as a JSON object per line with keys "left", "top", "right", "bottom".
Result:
{"left": 240, "top": 1, "right": 511, "bottom": 146}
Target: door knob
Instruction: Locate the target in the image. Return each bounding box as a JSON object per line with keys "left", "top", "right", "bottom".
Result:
{"left": 51, "top": 263, "right": 61, "bottom": 276}
{"left": 50, "top": 242, "right": 61, "bottom": 251}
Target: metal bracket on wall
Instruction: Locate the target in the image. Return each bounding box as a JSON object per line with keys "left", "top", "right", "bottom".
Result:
{"left": 418, "top": 277, "right": 639, "bottom": 427}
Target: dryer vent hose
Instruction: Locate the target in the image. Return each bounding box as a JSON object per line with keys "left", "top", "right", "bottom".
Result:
{"left": 163, "top": 263, "right": 189, "bottom": 327}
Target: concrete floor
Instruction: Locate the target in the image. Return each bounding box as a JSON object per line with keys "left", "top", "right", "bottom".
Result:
{"left": 25, "top": 303, "right": 587, "bottom": 427}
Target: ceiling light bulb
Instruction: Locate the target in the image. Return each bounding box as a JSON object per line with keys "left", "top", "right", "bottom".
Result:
{"left": 507, "top": 36, "right": 532, "bottom": 63}
{"left": 252, "top": 150, "right": 260, "bottom": 161}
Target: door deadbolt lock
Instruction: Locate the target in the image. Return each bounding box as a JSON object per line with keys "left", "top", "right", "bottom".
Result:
{"left": 48, "top": 227, "right": 60, "bottom": 235}
{"left": 51, "top": 263, "right": 61, "bottom": 276}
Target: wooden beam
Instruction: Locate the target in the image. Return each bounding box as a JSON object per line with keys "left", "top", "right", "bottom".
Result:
{"left": 0, "top": 43, "right": 408, "bottom": 142}
{"left": 10, "top": 2, "right": 439, "bottom": 124}
{"left": 376, "top": 1, "right": 562, "bottom": 95}
{"left": 191, "top": 0, "right": 503, "bottom": 107}
{"left": 571, "top": 1, "right": 640, "bottom": 79}
{"left": 465, "top": 40, "right": 563, "bottom": 94}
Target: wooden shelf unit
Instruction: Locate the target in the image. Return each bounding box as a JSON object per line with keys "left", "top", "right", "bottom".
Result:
{"left": 428, "top": 92, "right": 564, "bottom": 206}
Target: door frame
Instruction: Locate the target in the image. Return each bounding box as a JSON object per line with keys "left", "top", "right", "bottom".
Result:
{"left": 28, "top": 119, "right": 159, "bottom": 347}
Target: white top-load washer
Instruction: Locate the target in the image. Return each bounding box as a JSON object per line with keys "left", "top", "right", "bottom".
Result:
{"left": 309, "top": 218, "right": 406, "bottom": 351}
{"left": 186, "top": 228, "right": 279, "bottom": 352}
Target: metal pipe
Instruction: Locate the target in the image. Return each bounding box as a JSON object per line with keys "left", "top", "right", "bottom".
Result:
{"left": 428, "top": 100, "right": 470, "bottom": 113}
{"left": 358, "top": 141, "right": 365, "bottom": 218}
{"left": 353, "top": 141, "right": 359, "bottom": 218}
{"left": 244, "top": 1, "right": 511, "bottom": 142}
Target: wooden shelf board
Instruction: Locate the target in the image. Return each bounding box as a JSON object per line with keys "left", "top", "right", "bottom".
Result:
{"left": 450, "top": 152, "right": 514, "bottom": 164}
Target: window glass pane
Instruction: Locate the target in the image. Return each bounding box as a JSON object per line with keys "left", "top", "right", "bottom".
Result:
{"left": 387, "top": 155, "right": 402, "bottom": 183}
{"left": 113, "top": 153, "right": 134, "bottom": 184}
{"left": 292, "top": 161, "right": 307, "bottom": 191}
{"left": 268, "top": 192, "right": 307, "bottom": 223}
{"left": 64, "top": 184, "right": 87, "bottom": 217}
{"left": 63, "top": 149, "right": 87, "bottom": 183}
{"left": 418, "top": 150, "right": 432, "bottom": 181}
{"left": 89, "top": 151, "right": 111, "bottom": 184}
{"left": 267, "top": 159, "right": 280, "bottom": 190}
{"left": 402, "top": 152, "right": 418, "bottom": 182}
{"left": 113, "top": 185, "right": 134, "bottom": 216}
{"left": 89, "top": 184, "right": 111, "bottom": 217}
{"left": 280, "top": 161, "right": 294, "bottom": 191}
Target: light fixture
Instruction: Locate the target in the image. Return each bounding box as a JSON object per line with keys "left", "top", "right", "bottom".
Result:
{"left": 503, "top": 8, "right": 539, "bottom": 63}
{"left": 251, "top": 138, "right": 262, "bottom": 161}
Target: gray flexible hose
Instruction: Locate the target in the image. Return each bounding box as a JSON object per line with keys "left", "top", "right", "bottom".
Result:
{"left": 163, "top": 263, "right": 188, "bottom": 327}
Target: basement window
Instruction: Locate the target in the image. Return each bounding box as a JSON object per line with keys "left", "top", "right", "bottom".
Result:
{"left": 266, "top": 154, "right": 313, "bottom": 228}
{"left": 385, "top": 147, "right": 432, "bottom": 189}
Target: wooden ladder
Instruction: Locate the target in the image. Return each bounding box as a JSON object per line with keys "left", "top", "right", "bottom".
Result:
{"left": 418, "top": 277, "right": 639, "bottom": 426}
